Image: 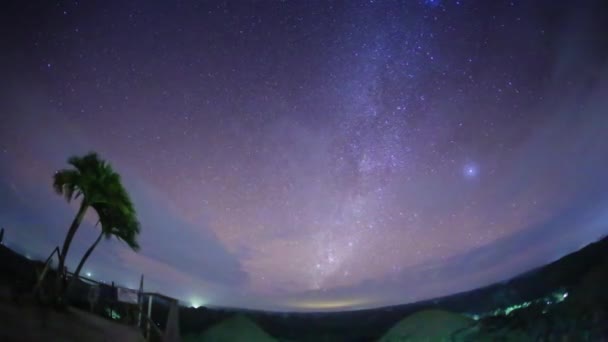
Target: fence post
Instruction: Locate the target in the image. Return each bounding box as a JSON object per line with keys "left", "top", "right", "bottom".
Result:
{"left": 110, "top": 281, "right": 115, "bottom": 319}
{"left": 146, "top": 295, "right": 153, "bottom": 340}
{"left": 138, "top": 274, "right": 144, "bottom": 328}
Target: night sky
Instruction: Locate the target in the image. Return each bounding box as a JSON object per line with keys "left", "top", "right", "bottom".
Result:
{"left": 1, "top": 0, "right": 608, "bottom": 311}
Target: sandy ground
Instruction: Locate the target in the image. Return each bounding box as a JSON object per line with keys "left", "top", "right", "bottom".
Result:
{"left": 0, "top": 289, "right": 145, "bottom": 342}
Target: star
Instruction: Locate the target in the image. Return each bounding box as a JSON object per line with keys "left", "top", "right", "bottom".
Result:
{"left": 463, "top": 163, "right": 479, "bottom": 179}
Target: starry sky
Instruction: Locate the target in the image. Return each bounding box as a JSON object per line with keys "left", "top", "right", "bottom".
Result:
{"left": 1, "top": 0, "right": 608, "bottom": 312}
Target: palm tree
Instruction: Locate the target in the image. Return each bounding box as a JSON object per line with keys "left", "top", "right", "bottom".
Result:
{"left": 53, "top": 152, "right": 139, "bottom": 300}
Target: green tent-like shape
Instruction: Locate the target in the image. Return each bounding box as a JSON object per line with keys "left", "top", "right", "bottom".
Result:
{"left": 183, "top": 315, "right": 277, "bottom": 342}
{"left": 378, "top": 309, "right": 479, "bottom": 342}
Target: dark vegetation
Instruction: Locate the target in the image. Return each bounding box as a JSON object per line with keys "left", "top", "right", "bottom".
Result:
{"left": 0, "top": 243, "right": 50, "bottom": 303}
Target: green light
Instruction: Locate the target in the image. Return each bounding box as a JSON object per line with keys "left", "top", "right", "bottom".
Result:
{"left": 190, "top": 297, "right": 205, "bottom": 308}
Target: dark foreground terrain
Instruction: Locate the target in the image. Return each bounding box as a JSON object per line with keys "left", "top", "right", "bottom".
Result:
{"left": 2, "top": 234, "right": 608, "bottom": 341}
{"left": 0, "top": 289, "right": 144, "bottom": 342}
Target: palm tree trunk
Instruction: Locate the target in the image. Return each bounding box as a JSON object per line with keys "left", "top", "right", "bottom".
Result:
{"left": 67, "top": 229, "right": 103, "bottom": 295}
{"left": 55, "top": 200, "right": 88, "bottom": 299}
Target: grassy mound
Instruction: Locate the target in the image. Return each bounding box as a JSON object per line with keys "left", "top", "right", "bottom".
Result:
{"left": 183, "top": 314, "right": 276, "bottom": 342}
{"left": 378, "top": 309, "right": 477, "bottom": 342}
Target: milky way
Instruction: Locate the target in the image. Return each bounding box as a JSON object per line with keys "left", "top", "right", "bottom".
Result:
{"left": 1, "top": 0, "right": 608, "bottom": 311}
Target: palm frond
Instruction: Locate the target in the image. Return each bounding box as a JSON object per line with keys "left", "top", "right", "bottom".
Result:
{"left": 58, "top": 151, "right": 141, "bottom": 253}
{"left": 53, "top": 169, "right": 81, "bottom": 202}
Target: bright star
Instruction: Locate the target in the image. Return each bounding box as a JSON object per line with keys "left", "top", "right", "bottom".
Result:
{"left": 463, "top": 164, "right": 479, "bottom": 178}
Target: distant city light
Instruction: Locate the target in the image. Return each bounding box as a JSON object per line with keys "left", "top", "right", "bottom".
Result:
{"left": 190, "top": 297, "right": 205, "bottom": 308}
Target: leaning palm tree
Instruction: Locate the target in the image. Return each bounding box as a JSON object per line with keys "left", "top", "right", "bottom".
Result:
{"left": 53, "top": 152, "right": 139, "bottom": 300}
